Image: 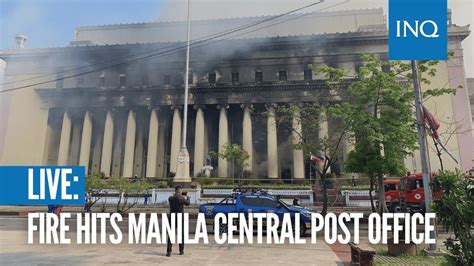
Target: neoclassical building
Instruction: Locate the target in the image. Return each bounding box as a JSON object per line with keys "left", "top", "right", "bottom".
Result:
{"left": 0, "top": 8, "right": 472, "bottom": 179}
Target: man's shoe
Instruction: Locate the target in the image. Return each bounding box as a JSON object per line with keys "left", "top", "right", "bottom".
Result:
{"left": 166, "top": 252, "right": 171, "bottom": 257}
{"left": 179, "top": 251, "right": 184, "bottom": 255}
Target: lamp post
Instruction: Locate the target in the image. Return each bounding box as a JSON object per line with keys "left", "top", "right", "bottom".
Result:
{"left": 175, "top": 0, "right": 192, "bottom": 183}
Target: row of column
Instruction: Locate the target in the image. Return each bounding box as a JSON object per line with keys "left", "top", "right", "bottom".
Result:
{"left": 55, "top": 104, "right": 318, "bottom": 179}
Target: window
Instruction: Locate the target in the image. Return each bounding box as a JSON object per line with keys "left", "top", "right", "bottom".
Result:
{"left": 187, "top": 73, "right": 193, "bottom": 84}
{"left": 410, "top": 179, "right": 424, "bottom": 190}
{"left": 231, "top": 72, "right": 239, "bottom": 84}
{"left": 56, "top": 74, "right": 63, "bottom": 89}
{"left": 76, "top": 76, "right": 85, "bottom": 87}
{"left": 304, "top": 69, "right": 312, "bottom": 81}
{"left": 255, "top": 70, "right": 263, "bottom": 82}
{"left": 141, "top": 73, "right": 149, "bottom": 86}
{"left": 164, "top": 75, "right": 171, "bottom": 85}
{"left": 119, "top": 74, "right": 126, "bottom": 87}
{"left": 208, "top": 73, "right": 216, "bottom": 85}
{"left": 99, "top": 73, "right": 105, "bottom": 87}
{"left": 384, "top": 184, "right": 397, "bottom": 191}
{"left": 240, "top": 196, "right": 259, "bottom": 206}
{"left": 259, "top": 198, "right": 279, "bottom": 208}
{"left": 279, "top": 70, "right": 287, "bottom": 81}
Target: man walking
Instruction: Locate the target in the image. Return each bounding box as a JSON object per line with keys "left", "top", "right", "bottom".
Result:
{"left": 166, "top": 185, "right": 190, "bottom": 257}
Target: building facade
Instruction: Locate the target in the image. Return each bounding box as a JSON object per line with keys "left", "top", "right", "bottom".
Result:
{"left": 0, "top": 9, "right": 472, "bottom": 179}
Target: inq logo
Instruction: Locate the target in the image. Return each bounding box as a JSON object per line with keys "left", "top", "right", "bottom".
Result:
{"left": 389, "top": 0, "right": 447, "bottom": 60}
{"left": 396, "top": 20, "right": 439, "bottom": 38}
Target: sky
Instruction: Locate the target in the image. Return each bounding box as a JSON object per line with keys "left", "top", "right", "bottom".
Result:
{"left": 0, "top": 0, "right": 473, "bottom": 77}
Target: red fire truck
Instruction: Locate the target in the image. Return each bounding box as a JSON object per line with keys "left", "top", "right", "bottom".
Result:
{"left": 384, "top": 173, "right": 442, "bottom": 213}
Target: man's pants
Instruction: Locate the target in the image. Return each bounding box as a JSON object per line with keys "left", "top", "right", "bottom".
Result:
{"left": 166, "top": 219, "right": 185, "bottom": 253}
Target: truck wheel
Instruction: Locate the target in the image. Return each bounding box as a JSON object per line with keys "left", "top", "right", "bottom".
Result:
{"left": 217, "top": 220, "right": 228, "bottom": 234}
{"left": 391, "top": 203, "right": 402, "bottom": 213}
{"left": 300, "top": 223, "right": 306, "bottom": 236}
{"left": 292, "top": 221, "right": 306, "bottom": 236}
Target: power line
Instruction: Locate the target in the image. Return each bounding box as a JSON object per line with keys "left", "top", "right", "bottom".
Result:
{"left": 0, "top": 0, "right": 324, "bottom": 87}
{"left": 1, "top": 0, "right": 350, "bottom": 94}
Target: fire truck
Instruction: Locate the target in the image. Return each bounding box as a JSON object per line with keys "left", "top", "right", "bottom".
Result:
{"left": 384, "top": 173, "right": 442, "bottom": 213}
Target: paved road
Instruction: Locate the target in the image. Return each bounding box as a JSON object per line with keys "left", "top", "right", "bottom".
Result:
{"left": 0, "top": 217, "right": 342, "bottom": 265}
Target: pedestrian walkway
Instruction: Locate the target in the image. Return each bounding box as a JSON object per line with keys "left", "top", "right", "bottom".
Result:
{"left": 0, "top": 226, "right": 342, "bottom": 265}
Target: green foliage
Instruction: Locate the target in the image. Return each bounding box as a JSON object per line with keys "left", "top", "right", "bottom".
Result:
{"left": 431, "top": 170, "right": 473, "bottom": 265}
{"left": 196, "top": 177, "right": 214, "bottom": 186}
{"left": 217, "top": 143, "right": 250, "bottom": 167}
{"left": 85, "top": 172, "right": 108, "bottom": 210}
{"left": 109, "top": 176, "right": 152, "bottom": 213}
{"left": 317, "top": 54, "right": 454, "bottom": 213}
{"left": 86, "top": 172, "right": 108, "bottom": 195}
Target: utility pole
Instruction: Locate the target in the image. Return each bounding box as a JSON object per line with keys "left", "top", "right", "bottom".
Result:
{"left": 411, "top": 60, "right": 437, "bottom": 250}
{"left": 175, "top": 0, "right": 192, "bottom": 183}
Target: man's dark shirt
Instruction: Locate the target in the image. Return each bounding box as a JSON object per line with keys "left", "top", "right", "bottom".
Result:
{"left": 168, "top": 194, "right": 190, "bottom": 213}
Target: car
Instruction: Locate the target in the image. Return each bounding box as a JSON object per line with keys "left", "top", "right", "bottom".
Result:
{"left": 199, "top": 189, "right": 317, "bottom": 236}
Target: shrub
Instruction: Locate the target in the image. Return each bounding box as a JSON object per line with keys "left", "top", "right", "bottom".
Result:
{"left": 431, "top": 169, "right": 473, "bottom": 265}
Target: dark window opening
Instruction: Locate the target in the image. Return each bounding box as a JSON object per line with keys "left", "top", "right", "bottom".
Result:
{"left": 99, "top": 74, "right": 105, "bottom": 87}
{"left": 208, "top": 73, "right": 216, "bottom": 84}
{"left": 188, "top": 73, "right": 193, "bottom": 84}
{"left": 304, "top": 69, "right": 312, "bottom": 81}
{"left": 119, "top": 74, "right": 126, "bottom": 87}
{"left": 164, "top": 75, "right": 171, "bottom": 85}
{"left": 141, "top": 73, "right": 149, "bottom": 86}
{"left": 56, "top": 74, "right": 63, "bottom": 89}
{"left": 76, "top": 76, "right": 84, "bottom": 87}
{"left": 255, "top": 70, "right": 263, "bottom": 83}
{"left": 279, "top": 70, "right": 287, "bottom": 81}
{"left": 232, "top": 72, "right": 239, "bottom": 84}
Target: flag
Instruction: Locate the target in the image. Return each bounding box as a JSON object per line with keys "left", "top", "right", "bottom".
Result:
{"left": 310, "top": 153, "right": 325, "bottom": 162}
{"left": 421, "top": 105, "right": 441, "bottom": 139}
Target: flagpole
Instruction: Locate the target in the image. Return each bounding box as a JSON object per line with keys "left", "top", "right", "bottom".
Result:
{"left": 175, "top": 0, "right": 192, "bottom": 183}
{"left": 411, "top": 60, "right": 436, "bottom": 250}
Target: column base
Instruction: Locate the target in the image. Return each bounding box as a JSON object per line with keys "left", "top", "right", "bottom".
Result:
{"left": 174, "top": 148, "right": 192, "bottom": 183}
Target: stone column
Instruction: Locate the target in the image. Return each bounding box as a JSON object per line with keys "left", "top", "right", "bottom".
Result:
{"left": 218, "top": 105, "right": 229, "bottom": 178}
{"left": 146, "top": 109, "right": 159, "bottom": 177}
{"left": 292, "top": 109, "right": 305, "bottom": 179}
{"left": 58, "top": 110, "right": 72, "bottom": 165}
{"left": 123, "top": 109, "right": 136, "bottom": 177}
{"left": 169, "top": 106, "right": 182, "bottom": 174}
{"left": 79, "top": 111, "right": 93, "bottom": 174}
{"left": 194, "top": 105, "right": 206, "bottom": 176}
{"left": 100, "top": 110, "right": 114, "bottom": 177}
{"left": 266, "top": 104, "right": 278, "bottom": 178}
{"left": 69, "top": 119, "right": 82, "bottom": 165}
{"left": 241, "top": 104, "right": 253, "bottom": 172}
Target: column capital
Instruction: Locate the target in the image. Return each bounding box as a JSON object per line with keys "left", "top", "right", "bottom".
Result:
{"left": 265, "top": 103, "right": 277, "bottom": 110}
{"left": 147, "top": 106, "right": 160, "bottom": 111}
{"left": 240, "top": 103, "right": 253, "bottom": 110}
{"left": 194, "top": 104, "right": 206, "bottom": 110}
{"left": 217, "top": 104, "right": 229, "bottom": 110}
{"left": 171, "top": 105, "right": 183, "bottom": 110}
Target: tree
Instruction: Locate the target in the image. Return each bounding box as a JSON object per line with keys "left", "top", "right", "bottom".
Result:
{"left": 85, "top": 172, "right": 108, "bottom": 211}
{"left": 110, "top": 176, "right": 151, "bottom": 213}
{"left": 431, "top": 170, "right": 473, "bottom": 265}
{"left": 276, "top": 103, "right": 346, "bottom": 216}
{"left": 214, "top": 143, "right": 250, "bottom": 186}
{"left": 319, "top": 54, "right": 457, "bottom": 213}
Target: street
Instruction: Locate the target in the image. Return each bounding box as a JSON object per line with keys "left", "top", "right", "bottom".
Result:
{"left": 0, "top": 217, "right": 343, "bottom": 265}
